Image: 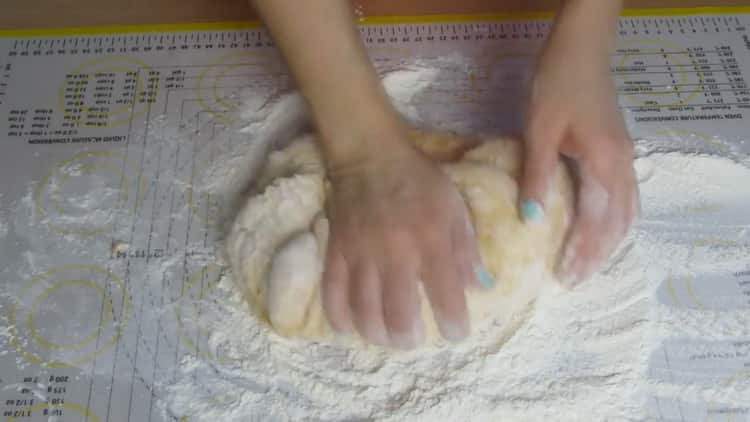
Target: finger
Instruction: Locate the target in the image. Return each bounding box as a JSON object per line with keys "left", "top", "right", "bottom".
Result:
{"left": 422, "top": 246, "right": 470, "bottom": 342}
{"left": 559, "top": 165, "right": 612, "bottom": 287}
{"left": 452, "top": 215, "right": 491, "bottom": 290}
{"left": 592, "top": 164, "right": 639, "bottom": 272}
{"left": 520, "top": 121, "right": 564, "bottom": 224}
{"left": 620, "top": 137, "right": 641, "bottom": 226}
{"left": 585, "top": 148, "right": 640, "bottom": 275}
{"left": 627, "top": 166, "right": 641, "bottom": 226}
{"left": 584, "top": 180, "right": 629, "bottom": 279}
{"left": 321, "top": 245, "right": 353, "bottom": 334}
{"left": 612, "top": 165, "right": 637, "bottom": 242}
{"left": 381, "top": 261, "right": 423, "bottom": 349}
{"left": 349, "top": 263, "right": 389, "bottom": 346}
{"left": 561, "top": 158, "right": 641, "bottom": 288}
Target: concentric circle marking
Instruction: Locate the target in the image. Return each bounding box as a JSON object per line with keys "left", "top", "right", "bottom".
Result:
{"left": 195, "top": 51, "right": 283, "bottom": 125}
{"left": 27, "top": 279, "right": 112, "bottom": 350}
{"left": 616, "top": 38, "right": 701, "bottom": 107}
{"left": 8, "top": 265, "right": 130, "bottom": 368}
{"left": 34, "top": 150, "right": 143, "bottom": 237}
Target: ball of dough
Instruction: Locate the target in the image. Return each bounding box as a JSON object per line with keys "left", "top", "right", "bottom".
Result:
{"left": 226, "top": 132, "right": 573, "bottom": 346}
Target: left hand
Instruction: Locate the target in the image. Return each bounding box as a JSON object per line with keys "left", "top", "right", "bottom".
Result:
{"left": 519, "top": 8, "right": 639, "bottom": 288}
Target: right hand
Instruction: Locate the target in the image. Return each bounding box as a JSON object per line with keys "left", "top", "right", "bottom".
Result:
{"left": 253, "top": 0, "right": 485, "bottom": 348}
{"left": 321, "top": 130, "right": 484, "bottom": 349}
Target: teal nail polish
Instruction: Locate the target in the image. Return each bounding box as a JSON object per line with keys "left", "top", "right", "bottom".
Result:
{"left": 474, "top": 265, "right": 495, "bottom": 289}
{"left": 521, "top": 199, "right": 545, "bottom": 224}
{"left": 335, "top": 331, "right": 352, "bottom": 339}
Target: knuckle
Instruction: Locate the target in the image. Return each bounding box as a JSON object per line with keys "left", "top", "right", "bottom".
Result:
{"left": 385, "top": 225, "right": 416, "bottom": 250}
{"left": 419, "top": 227, "right": 448, "bottom": 252}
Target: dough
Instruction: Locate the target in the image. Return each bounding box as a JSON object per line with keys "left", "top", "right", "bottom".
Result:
{"left": 226, "top": 132, "right": 573, "bottom": 346}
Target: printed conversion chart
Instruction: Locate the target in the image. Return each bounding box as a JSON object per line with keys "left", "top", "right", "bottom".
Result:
{"left": 1, "top": 7, "right": 749, "bottom": 422}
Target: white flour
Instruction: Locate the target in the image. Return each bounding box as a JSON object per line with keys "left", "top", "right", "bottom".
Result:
{"left": 156, "top": 64, "right": 750, "bottom": 421}
{"left": 0, "top": 206, "right": 7, "bottom": 240}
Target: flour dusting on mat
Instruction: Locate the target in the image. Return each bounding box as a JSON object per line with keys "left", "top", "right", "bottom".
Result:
{"left": 157, "top": 63, "right": 750, "bottom": 421}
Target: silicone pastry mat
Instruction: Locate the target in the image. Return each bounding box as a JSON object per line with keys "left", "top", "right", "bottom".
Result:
{"left": 0, "top": 7, "right": 749, "bottom": 421}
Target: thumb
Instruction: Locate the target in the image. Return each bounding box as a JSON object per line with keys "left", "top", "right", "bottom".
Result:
{"left": 519, "top": 125, "right": 562, "bottom": 224}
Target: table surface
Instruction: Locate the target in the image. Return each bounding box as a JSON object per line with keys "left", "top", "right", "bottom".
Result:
{"left": 1, "top": 0, "right": 748, "bottom": 30}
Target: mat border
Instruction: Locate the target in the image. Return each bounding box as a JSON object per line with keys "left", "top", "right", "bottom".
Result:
{"left": 0, "top": 6, "right": 749, "bottom": 38}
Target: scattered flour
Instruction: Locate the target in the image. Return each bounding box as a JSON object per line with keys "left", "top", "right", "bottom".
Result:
{"left": 382, "top": 66, "right": 440, "bottom": 124}
{"left": 0, "top": 193, "right": 9, "bottom": 239}
{"left": 157, "top": 64, "right": 750, "bottom": 420}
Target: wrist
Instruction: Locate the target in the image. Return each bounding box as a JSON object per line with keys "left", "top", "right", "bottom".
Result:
{"left": 299, "top": 65, "right": 412, "bottom": 169}
{"left": 550, "top": 0, "right": 622, "bottom": 56}
{"left": 318, "top": 108, "right": 413, "bottom": 174}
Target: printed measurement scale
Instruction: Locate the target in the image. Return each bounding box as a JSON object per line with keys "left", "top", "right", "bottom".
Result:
{"left": 0, "top": 9, "right": 749, "bottom": 422}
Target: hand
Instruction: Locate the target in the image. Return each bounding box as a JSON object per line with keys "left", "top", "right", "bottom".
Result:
{"left": 520, "top": 13, "right": 639, "bottom": 288}
{"left": 321, "top": 131, "right": 483, "bottom": 349}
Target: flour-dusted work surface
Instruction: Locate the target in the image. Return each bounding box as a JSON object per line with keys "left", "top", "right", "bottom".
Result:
{"left": 0, "top": 9, "right": 749, "bottom": 422}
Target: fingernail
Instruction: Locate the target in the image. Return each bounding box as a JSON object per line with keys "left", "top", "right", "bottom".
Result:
{"left": 334, "top": 331, "right": 352, "bottom": 339}
{"left": 521, "top": 199, "right": 545, "bottom": 224}
{"left": 439, "top": 319, "right": 469, "bottom": 343}
{"left": 558, "top": 266, "right": 579, "bottom": 290}
{"left": 370, "top": 329, "right": 391, "bottom": 347}
{"left": 474, "top": 264, "right": 495, "bottom": 289}
{"left": 560, "top": 272, "right": 579, "bottom": 290}
{"left": 390, "top": 332, "right": 417, "bottom": 350}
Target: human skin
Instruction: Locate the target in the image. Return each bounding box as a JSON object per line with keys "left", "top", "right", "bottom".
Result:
{"left": 250, "top": 0, "right": 638, "bottom": 349}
